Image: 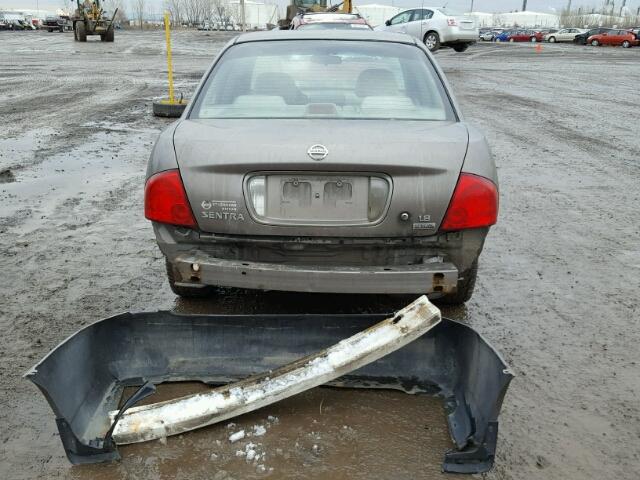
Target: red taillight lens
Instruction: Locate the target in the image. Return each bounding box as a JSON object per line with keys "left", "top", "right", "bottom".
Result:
{"left": 447, "top": 18, "right": 457, "bottom": 26}
{"left": 440, "top": 173, "right": 498, "bottom": 232}
{"left": 144, "top": 169, "right": 196, "bottom": 228}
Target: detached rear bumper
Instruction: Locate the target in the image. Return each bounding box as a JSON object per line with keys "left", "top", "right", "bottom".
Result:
{"left": 170, "top": 252, "right": 459, "bottom": 295}
{"left": 25, "top": 309, "right": 513, "bottom": 472}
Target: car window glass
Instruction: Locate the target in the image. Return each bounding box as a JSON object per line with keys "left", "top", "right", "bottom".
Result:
{"left": 191, "top": 40, "right": 454, "bottom": 121}
{"left": 390, "top": 11, "right": 412, "bottom": 25}
{"left": 422, "top": 9, "right": 434, "bottom": 20}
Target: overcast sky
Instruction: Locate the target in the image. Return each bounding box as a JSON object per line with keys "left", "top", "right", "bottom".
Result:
{"left": 3, "top": 0, "right": 640, "bottom": 15}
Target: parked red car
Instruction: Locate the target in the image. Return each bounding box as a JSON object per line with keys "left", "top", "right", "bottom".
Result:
{"left": 587, "top": 30, "right": 639, "bottom": 48}
{"left": 506, "top": 29, "right": 544, "bottom": 42}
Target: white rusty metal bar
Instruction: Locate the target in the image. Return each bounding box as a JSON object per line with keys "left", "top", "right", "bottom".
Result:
{"left": 109, "top": 295, "right": 441, "bottom": 444}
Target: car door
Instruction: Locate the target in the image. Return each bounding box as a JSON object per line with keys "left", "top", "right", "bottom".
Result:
{"left": 599, "top": 30, "right": 614, "bottom": 45}
{"left": 403, "top": 9, "right": 425, "bottom": 40}
{"left": 559, "top": 29, "right": 572, "bottom": 41}
{"left": 416, "top": 9, "right": 435, "bottom": 40}
{"left": 385, "top": 10, "right": 414, "bottom": 34}
{"left": 610, "top": 30, "right": 625, "bottom": 45}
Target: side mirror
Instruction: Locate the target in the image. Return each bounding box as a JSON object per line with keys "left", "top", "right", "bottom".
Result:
{"left": 385, "top": 20, "right": 391, "bottom": 26}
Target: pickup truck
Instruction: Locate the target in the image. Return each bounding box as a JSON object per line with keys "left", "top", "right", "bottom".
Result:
{"left": 42, "top": 16, "right": 65, "bottom": 32}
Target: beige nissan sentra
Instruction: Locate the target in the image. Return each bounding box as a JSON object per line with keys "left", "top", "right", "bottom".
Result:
{"left": 144, "top": 30, "right": 499, "bottom": 304}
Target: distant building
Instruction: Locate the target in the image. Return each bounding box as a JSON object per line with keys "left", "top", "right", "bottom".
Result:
{"left": 228, "top": 1, "right": 279, "bottom": 30}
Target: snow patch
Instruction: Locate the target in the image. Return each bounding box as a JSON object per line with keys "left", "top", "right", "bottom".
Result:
{"left": 228, "top": 429, "right": 245, "bottom": 443}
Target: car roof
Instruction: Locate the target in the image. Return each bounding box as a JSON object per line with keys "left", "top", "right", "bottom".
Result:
{"left": 234, "top": 30, "right": 417, "bottom": 45}
{"left": 301, "top": 12, "right": 361, "bottom": 19}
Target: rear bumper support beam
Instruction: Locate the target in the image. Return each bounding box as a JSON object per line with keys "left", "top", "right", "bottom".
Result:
{"left": 172, "top": 252, "right": 459, "bottom": 294}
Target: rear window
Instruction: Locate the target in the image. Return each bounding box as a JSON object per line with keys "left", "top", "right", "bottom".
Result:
{"left": 190, "top": 40, "right": 454, "bottom": 121}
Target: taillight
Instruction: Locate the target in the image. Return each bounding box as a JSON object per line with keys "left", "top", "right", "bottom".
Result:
{"left": 447, "top": 18, "right": 457, "bottom": 26}
{"left": 440, "top": 173, "right": 498, "bottom": 231}
{"left": 144, "top": 169, "right": 196, "bottom": 228}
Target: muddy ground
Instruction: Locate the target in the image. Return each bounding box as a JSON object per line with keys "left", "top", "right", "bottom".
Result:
{"left": 0, "top": 30, "right": 638, "bottom": 479}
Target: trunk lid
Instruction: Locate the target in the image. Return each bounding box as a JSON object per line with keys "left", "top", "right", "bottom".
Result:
{"left": 174, "top": 119, "right": 468, "bottom": 237}
{"left": 457, "top": 16, "right": 476, "bottom": 30}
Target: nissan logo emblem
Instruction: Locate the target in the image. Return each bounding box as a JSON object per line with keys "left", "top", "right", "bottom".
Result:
{"left": 307, "top": 144, "right": 329, "bottom": 161}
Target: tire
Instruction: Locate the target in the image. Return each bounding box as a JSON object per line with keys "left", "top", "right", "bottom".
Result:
{"left": 509, "top": 37, "right": 515, "bottom": 42}
{"left": 47, "top": 28, "right": 52, "bottom": 32}
{"left": 453, "top": 44, "right": 469, "bottom": 53}
{"left": 102, "top": 26, "right": 114, "bottom": 42}
{"left": 153, "top": 100, "right": 188, "bottom": 118}
{"left": 423, "top": 31, "right": 440, "bottom": 52}
{"left": 530, "top": 36, "right": 537, "bottom": 42}
{"left": 436, "top": 260, "right": 478, "bottom": 305}
{"left": 166, "top": 259, "right": 214, "bottom": 298}
{"left": 622, "top": 40, "right": 631, "bottom": 48}
{"left": 76, "top": 21, "right": 87, "bottom": 42}
{"left": 548, "top": 36, "right": 556, "bottom": 43}
{"left": 591, "top": 39, "right": 599, "bottom": 46}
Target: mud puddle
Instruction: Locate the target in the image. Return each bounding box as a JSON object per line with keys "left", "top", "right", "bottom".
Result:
{"left": 76, "top": 382, "right": 460, "bottom": 480}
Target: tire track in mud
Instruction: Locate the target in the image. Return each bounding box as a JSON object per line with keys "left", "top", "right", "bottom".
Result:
{"left": 448, "top": 43, "right": 640, "bottom": 480}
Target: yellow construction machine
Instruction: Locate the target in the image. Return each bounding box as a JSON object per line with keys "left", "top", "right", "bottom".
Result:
{"left": 71, "top": 0, "right": 118, "bottom": 42}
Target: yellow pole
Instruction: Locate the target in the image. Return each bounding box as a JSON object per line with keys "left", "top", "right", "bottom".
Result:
{"left": 164, "top": 12, "right": 175, "bottom": 104}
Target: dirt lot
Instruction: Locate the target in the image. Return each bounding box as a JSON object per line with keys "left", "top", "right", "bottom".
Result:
{"left": 0, "top": 30, "right": 638, "bottom": 480}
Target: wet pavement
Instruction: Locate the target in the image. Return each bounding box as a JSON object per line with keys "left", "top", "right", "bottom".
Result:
{"left": 0, "top": 31, "right": 639, "bottom": 479}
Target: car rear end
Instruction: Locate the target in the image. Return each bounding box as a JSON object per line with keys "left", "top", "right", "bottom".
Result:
{"left": 294, "top": 13, "right": 370, "bottom": 30}
{"left": 436, "top": 8, "right": 478, "bottom": 45}
{"left": 145, "top": 32, "right": 498, "bottom": 301}
{"left": 624, "top": 31, "right": 640, "bottom": 46}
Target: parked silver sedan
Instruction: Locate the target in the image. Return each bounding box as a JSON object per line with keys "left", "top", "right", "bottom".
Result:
{"left": 544, "top": 28, "right": 586, "bottom": 43}
{"left": 145, "top": 31, "right": 498, "bottom": 303}
{"left": 374, "top": 7, "right": 478, "bottom": 52}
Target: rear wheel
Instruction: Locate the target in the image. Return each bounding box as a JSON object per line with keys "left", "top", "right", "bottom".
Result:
{"left": 509, "top": 37, "right": 515, "bottom": 42}
{"left": 423, "top": 31, "right": 440, "bottom": 52}
{"left": 530, "top": 36, "right": 537, "bottom": 42}
{"left": 622, "top": 40, "right": 631, "bottom": 48}
{"left": 436, "top": 260, "right": 478, "bottom": 305}
{"left": 166, "top": 259, "right": 214, "bottom": 298}
{"left": 591, "top": 39, "right": 599, "bottom": 46}
{"left": 548, "top": 36, "right": 556, "bottom": 43}
{"left": 101, "top": 27, "right": 114, "bottom": 42}
{"left": 76, "top": 21, "right": 87, "bottom": 42}
{"left": 453, "top": 44, "right": 469, "bottom": 53}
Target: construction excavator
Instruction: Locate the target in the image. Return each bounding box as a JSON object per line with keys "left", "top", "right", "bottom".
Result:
{"left": 278, "top": 0, "right": 353, "bottom": 29}
{"left": 71, "top": 0, "right": 117, "bottom": 42}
